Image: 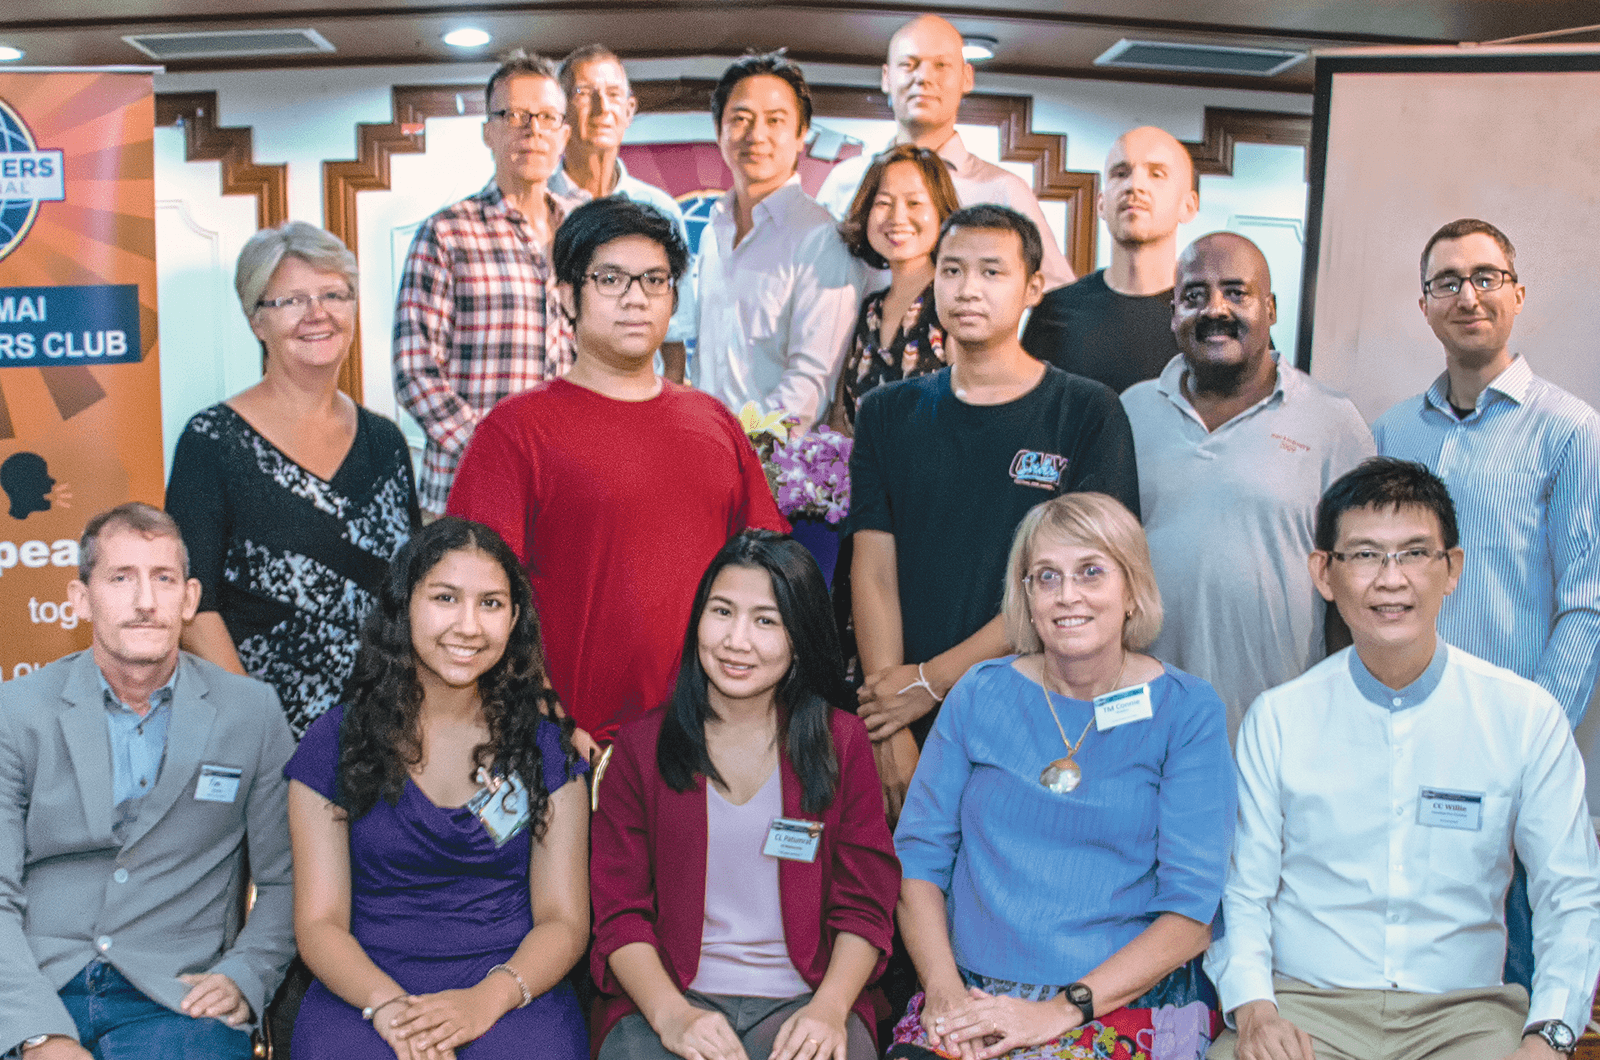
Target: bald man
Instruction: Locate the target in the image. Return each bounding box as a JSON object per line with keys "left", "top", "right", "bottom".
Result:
{"left": 816, "top": 14, "right": 1074, "bottom": 291}
{"left": 1024, "top": 126, "right": 1198, "bottom": 393}
{"left": 1121, "top": 232, "right": 1374, "bottom": 740}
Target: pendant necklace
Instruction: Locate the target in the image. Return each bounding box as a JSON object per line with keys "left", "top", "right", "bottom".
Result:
{"left": 1039, "top": 652, "right": 1126, "bottom": 794}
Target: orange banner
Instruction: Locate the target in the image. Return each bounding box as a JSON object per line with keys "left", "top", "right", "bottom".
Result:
{"left": 0, "top": 71, "right": 159, "bottom": 682}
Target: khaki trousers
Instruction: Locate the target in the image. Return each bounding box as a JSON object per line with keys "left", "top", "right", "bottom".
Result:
{"left": 1208, "top": 978, "right": 1527, "bottom": 1060}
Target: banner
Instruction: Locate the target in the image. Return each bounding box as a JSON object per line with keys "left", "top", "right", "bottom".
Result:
{"left": 0, "top": 70, "right": 161, "bottom": 682}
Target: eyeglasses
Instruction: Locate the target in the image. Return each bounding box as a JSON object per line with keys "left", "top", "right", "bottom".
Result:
{"left": 586, "top": 269, "right": 676, "bottom": 299}
{"left": 256, "top": 290, "right": 355, "bottom": 313}
{"left": 1327, "top": 548, "right": 1448, "bottom": 574}
{"left": 1024, "top": 564, "right": 1113, "bottom": 597}
{"left": 1422, "top": 268, "right": 1516, "bottom": 299}
{"left": 488, "top": 108, "right": 565, "bottom": 132}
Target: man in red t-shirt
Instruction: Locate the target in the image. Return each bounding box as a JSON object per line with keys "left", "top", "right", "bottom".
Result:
{"left": 448, "top": 197, "right": 786, "bottom": 756}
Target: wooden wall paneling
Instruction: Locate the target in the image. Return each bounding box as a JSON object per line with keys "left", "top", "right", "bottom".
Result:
{"left": 1187, "top": 106, "right": 1313, "bottom": 180}
{"left": 321, "top": 87, "right": 435, "bottom": 402}
{"left": 154, "top": 91, "right": 288, "bottom": 230}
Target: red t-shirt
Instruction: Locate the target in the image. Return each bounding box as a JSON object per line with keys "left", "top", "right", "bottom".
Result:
{"left": 447, "top": 379, "right": 787, "bottom": 741}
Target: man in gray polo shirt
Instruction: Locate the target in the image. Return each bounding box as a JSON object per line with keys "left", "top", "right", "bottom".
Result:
{"left": 1122, "top": 232, "right": 1374, "bottom": 739}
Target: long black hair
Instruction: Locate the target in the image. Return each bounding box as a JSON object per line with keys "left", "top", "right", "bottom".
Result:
{"left": 658, "top": 530, "right": 850, "bottom": 815}
{"left": 337, "top": 517, "right": 575, "bottom": 833}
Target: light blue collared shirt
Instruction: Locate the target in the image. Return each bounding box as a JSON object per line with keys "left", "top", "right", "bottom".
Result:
{"left": 99, "top": 668, "right": 177, "bottom": 808}
{"left": 1375, "top": 355, "right": 1600, "bottom": 727}
{"left": 1348, "top": 639, "right": 1448, "bottom": 712}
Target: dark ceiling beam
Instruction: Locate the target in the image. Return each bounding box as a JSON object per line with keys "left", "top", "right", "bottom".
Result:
{"left": 0, "top": 0, "right": 1444, "bottom": 46}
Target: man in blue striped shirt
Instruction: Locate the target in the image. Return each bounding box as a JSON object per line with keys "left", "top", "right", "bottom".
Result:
{"left": 1373, "top": 217, "right": 1600, "bottom": 992}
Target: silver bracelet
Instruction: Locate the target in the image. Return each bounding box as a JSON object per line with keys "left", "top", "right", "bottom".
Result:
{"left": 894, "top": 662, "right": 944, "bottom": 704}
{"left": 361, "top": 993, "right": 407, "bottom": 1022}
{"left": 489, "top": 963, "right": 532, "bottom": 1009}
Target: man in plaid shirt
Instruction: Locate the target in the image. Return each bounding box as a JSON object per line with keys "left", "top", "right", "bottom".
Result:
{"left": 394, "top": 50, "right": 575, "bottom": 515}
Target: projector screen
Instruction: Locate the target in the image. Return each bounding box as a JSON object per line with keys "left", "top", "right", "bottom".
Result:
{"left": 1298, "top": 46, "right": 1600, "bottom": 804}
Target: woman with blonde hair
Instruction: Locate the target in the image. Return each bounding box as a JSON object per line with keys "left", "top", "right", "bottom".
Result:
{"left": 167, "top": 220, "right": 419, "bottom": 738}
{"left": 892, "top": 492, "right": 1235, "bottom": 1060}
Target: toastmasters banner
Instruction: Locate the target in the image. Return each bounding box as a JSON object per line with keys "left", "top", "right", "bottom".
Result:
{"left": 0, "top": 71, "right": 159, "bottom": 682}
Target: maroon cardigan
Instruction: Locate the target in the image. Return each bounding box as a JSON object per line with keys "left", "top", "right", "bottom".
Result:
{"left": 589, "top": 707, "right": 901, "bottom": 1050}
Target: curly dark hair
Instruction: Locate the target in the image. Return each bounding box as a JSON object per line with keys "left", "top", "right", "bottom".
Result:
{"left": 337, "top": 517, "right": 575, "bottom": 835}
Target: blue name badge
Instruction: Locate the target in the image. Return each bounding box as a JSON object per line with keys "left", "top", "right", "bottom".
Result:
{"left": 1417, "top": 787, "right": 1483, "bottom": 831}
{"left": 0, "top": 284, "right": 143, "bottom": 367}
{"left": 467, "top": 769, "right": 531, "bottom": 847}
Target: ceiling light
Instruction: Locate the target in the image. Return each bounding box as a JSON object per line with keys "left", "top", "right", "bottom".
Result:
{"left": 962, "top": 36, "right": 997, "bottom": 62}
{"left": 442, "top": 28, "right": 491, "bottom": 49}
{"left": 0, "top": 46, "right": 24, "bottom": 61}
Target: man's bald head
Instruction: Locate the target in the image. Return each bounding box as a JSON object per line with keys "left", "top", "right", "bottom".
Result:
{"left": 882, "top": 14, "right": 974, "bottom": 137}
{"left": 1100, "top": 125, "right": 1197, "bottom": 249}
{"left": 1172, "top": 231, "right": 1277, "bottom": 394}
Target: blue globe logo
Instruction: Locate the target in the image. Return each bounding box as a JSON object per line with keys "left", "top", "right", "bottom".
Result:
{"left": 0, "top": 98, "right": 43, "bottom": 263}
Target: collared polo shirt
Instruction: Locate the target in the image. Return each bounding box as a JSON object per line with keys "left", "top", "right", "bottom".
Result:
{"left": 1122, "top": 354, "right": 1374, "bottom": 739}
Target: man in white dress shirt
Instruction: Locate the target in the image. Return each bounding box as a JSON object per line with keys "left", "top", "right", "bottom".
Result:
{"left": 693, "top": 52, "right": 863, "bottom": 429}
{"left": 1204, "top": 457, "right": 1600, "bottom": 1060}
{"left": 815, "top": 14, "right": 1073, "bottom": 292}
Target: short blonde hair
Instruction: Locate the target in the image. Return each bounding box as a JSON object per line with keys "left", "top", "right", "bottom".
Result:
{"left": 234, "top": 220, "right": 358, "bottom": 319}
{"left": 1001, "top": 493, "right": 1163, "bottom": 654}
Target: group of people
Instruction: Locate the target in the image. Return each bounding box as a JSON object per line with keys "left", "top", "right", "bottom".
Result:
{"left": 3, "top": 8, "right": 1600, "bottom": 1060}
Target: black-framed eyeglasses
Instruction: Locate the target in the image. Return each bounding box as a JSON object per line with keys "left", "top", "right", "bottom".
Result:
{"left": 256, "top": 290, "right": 355, "bottom": 312}
{"left": 1326, "top": 547, "right": 1448, "bottom": 574}
{"left": 586, "top": 269, "right": 675, "bottom": 299}
{"left": 1422, "top": 268, "right": 1516, "bottom": 299}
{"left": 488, "top": 108, "right": 565, "bottom": 132}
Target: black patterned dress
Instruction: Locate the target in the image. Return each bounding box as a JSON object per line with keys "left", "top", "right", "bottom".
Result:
{"left": 166, "top": 403, "right": 420, "bottom": 737}
{"left": 838, "top": 283, "right": 947, "bottom": 427}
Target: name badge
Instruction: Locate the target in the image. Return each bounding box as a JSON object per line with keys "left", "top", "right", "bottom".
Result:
{"left": 194, "top": 764, "right": 242, "bottom": 803}
{"left": 467, "top": 769, "right": 531, "bottom": 847}
{"left": 763, "top": 817, "right": 823, "bottom": 862}
{"left": 1417, "top": 787, "right": 1483, "bottom": 831}
{"left": 1094, "top": 683, "right": 1153, "bottom": 731}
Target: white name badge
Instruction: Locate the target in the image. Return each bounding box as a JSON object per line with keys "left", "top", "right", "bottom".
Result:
{"left": 763, "top": 817, "right": 823, "bottom": 862}
{"left": 1094, "top": 683, "right": 1153, "bottom": 731}
{"left": 467, "top": 770, "right": 531, "bottom": 847}
{"left": 1417, "top": 787, "right": 1483, "bottom": 831}
{"left": 194, "top": 764, "right": 242, "bottom": 803}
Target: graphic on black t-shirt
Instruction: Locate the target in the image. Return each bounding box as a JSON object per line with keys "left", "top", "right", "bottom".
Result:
{"left": 1009, "top": 449, "right": 1068, "bottom": 490}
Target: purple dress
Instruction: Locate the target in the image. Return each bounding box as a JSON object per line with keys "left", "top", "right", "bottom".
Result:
{"left": 284, "top": 705, "right": 589, "bottom": 1059}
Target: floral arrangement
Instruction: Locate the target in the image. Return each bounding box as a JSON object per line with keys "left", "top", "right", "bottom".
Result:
{"left": 739, "top": 403, "right": 853, "bottom": 525}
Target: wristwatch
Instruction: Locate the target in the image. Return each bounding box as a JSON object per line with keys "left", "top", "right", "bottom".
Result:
{"left": 1064, "top": 982, "right": 1094, "bottom": 1026}
{"left": 1525, "top": 1020, "right": 1577, "bottom": 1055}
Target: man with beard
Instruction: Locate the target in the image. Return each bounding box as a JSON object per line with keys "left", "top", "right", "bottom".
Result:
{"left": 1122, "top": 232, "right": 1374, "bottom": 740}
{"left": 1023, "top": 126, "right": 1198, "bottom": 393}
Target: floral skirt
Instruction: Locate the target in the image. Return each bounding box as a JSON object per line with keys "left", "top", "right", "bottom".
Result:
{"left": 886, "top": 961, "right": 1219, "bottom": 1060}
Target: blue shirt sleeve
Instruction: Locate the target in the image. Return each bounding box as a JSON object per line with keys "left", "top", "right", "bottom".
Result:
{"left": 893, "top": 668, "right": 976, "bottom": 892}
{"left": 1150, "top": 675, "right": 1237, "bottom": 925}
{"left": 537, "top": 716, "right": 589, "bottom": 794}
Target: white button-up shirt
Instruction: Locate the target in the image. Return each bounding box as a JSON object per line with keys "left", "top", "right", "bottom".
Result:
{"left": 816, "top": 129, "right": 1074, "bottom": 291}
{"left": 1206, "top": 643, "right": 1600, "bottom": 1036}
{"left": 693, "top": 177, "right": 863, "bottom": 428}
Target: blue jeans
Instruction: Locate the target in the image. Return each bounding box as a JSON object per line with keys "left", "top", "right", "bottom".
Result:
{"left": 58, "top": 960, "right": 253, "bottom": 1060}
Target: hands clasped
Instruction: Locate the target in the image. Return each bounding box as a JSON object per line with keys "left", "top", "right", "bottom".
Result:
{"left": 924, "top": 986, "right": 1080, "bottom": 1060}
{"left": 374, "top": 982, "right": 511, "bottom": 1060}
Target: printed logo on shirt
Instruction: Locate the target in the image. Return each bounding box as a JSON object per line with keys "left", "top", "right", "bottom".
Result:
{"left": 1271, "top": 432, "right": 1310, "bottom": 454}
{"left": 1009, "top": 449, "right": 1068, "bottom": 490}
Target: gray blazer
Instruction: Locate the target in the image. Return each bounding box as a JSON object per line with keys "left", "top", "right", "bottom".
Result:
{"left": 0, "top": 650, "right": 296, "bottom": 1049}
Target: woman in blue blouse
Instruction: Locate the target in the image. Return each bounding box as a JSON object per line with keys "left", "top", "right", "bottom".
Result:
{"left": 892, "top": 493, "right": 1235, "bottom": 1060}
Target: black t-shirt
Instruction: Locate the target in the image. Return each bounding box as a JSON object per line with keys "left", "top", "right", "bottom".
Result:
{"left": 1021, "top": 269, "right": 1179, "bottom": 394}
{"left": 845, "top": 365, "right": 1140, "bottom": 740}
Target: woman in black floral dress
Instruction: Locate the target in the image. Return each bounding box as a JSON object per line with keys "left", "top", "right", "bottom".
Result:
{"left": 833, "top": 144, "right": 961, "bottom": 429}
{"left": 166, "top": 222, "right": 419, "bottom": 738}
